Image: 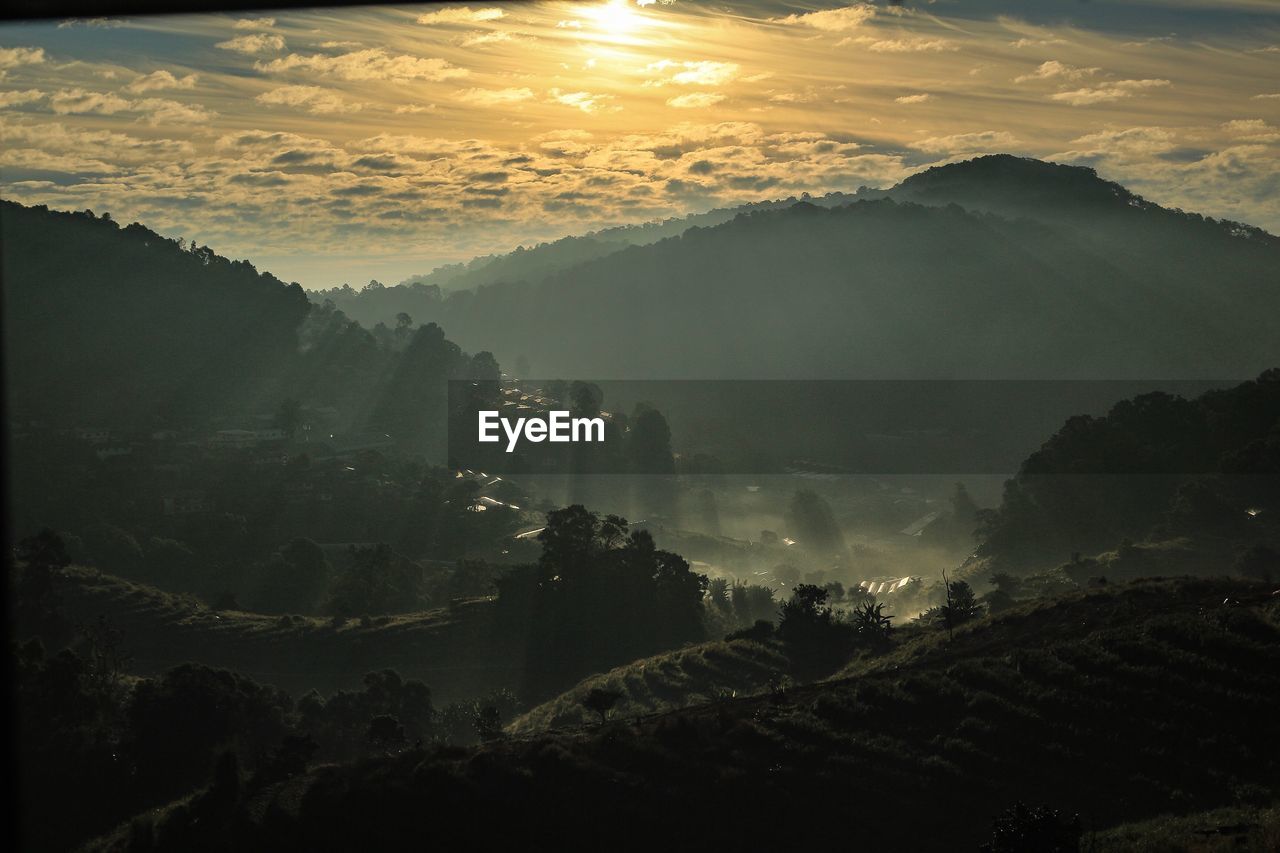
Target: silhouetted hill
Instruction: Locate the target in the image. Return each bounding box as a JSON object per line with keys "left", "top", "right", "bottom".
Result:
{"left": 1, "top": 201, "right": 498, "bottom": 450}
{"left": 1, "top": 202, "right": 311, "bottom": 427}
{"left": 340, "top": 157, "right": 1280, "bottom": 379}
{"left": 91, "top": 576, "right": 1280, "bottom": 852}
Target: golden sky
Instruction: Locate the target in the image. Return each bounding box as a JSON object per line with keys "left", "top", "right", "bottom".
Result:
{"left": 1, "top": 1, "right": 1278, "bottom": 287}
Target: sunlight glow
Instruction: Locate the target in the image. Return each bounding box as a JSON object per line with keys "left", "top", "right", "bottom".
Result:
{"left": 589, "top": 0, "right": 643, "bottom": 34}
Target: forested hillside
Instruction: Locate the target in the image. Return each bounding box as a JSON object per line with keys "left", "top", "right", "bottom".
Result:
{"left": 312, "top": 157, "right": 1280, "bottom": 381}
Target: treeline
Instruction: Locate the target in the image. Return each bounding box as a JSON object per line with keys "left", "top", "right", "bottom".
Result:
{"left": 977, "top": 369, "right": 1280, "bottom": 572}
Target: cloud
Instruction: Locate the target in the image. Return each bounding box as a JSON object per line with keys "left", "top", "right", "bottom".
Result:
{"left": 0, "top": 46, "right": 46, "bottom": 70}
{"left": 256, "top": 85, "right": 364, "bottom": 114}
{"left": 644, "top": 60, "right": 739, "bottom": 87}
{"left": 256, "top": 49, "right": 468, "bottom": 82}
{"left": 1252, "top": 93, "right": 1280, "bottom": 100}
{"left": 417, "top": 7, "right": 504, "bottom": 25}
{"left": 125, "top": 70, "right": 198, "bottom": 94}
{"left": 856, "top": 37, "right": 955, "bottom": 53}
{"left": 216, "top": 34, "right": 286, "bottom": 54}
{"left": 667, "top": 92, "right": 725, "bottom": 109}
{"left": 1014, "top": 60, "right": 1099, "bottom": 83}
{"left": 47, "top": 88, "right": 132, "bottom": 115}
{"left": 0, "top": 89, "right": 45, "bottom": 107}
{"left": 771, "top": 4, "right": 876, "bottom": 32}
{"left": 549, "top": 89, "right": 616, "bottom": 114}
{"left": 1050, "top": 79, "right": 1170, "bottom": 106}
{"left": 1222, "top": 119, "right": 1280, "bottom": 142}
{"left": 456, "top": 87, "right": 535, "bottom": 106}
{"left": 56, "top": 18, "right": 123, "bottom": 29}
{"left": 460, "top": 31, "right": 520, "bottom": 47}
{"left": 394, "top": 103, "right": 435, "bottom": 114}
{"left": 8, "top": 86, "right": 213, "bottom": 124}
{"left": 233, "top": 17, "right": 276, "bottom": 29}
{"left": 1009, "top": 37, "right": 1065, "bottom": 48}
{"left": 894, "top": 94, "right": 932, "bottom": 104}
{"left": 133, "top": 98, "right": 215, "bottom": 126}
{"left": 914, "top": 130, "right": 1019, "bottom": 154}
{"left": 1, "top": 120, "right": 196, "bottom": 163}
{"left": 1054, "top": 127, "right": 1178, "bottom": 159}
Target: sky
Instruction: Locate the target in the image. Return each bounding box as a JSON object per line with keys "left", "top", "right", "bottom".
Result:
{"left": 1, "top": 0, "right": 1278, "bottom": 289}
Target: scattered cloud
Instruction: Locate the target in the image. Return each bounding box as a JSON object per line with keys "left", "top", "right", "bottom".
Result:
{"left": 455, "top": 87, "right": 535, "bottom": 106}
{"left": 47, "top": 88, "right": 131, "bottom": 115}
{"left": 0, "top": 89, "right": 45, "bottom": 107}
{"left": 895, "top": 94, "right": 932, "bottom": 104}
{"left": 255, "top": 49, "right": 468, "bottom": 82}
{"left": 233, "top": 17, "right": 276, "bottom": 29}
{"left": 1222, "top": 118, "right": 1280, "bottom": 142}
{"left": 549, "top": 88, "right": 616, "bottom": 114}
{"left": 417, "top": 7, "right": 504, "bottom": 25}
{"left": 1014, "top": 60, "right": 1099, "bottom": 83}
{"left": 0, "top": 47, "right": 46, "bottom": 70}
{"left": 644, "top": 60, "right": 740, "bottom": 87}
{"left": 1051, "top": 79, "right": 1171, "bottom": 106}
{"left": 771, "top": 4, "right": 876, "bottom": 32}
{"left": 56, "top": 18, "right": 123, "bottom": 29}
{"left": 858, "top": 37, "right": 955, "bottom": 53}
{"left": 124, "top": 70, "right": 197, "bottom": 94}
{"left": 256, "top": 85, "right": 363, "bottom": 114}
{"left": 914, "top": 130, "right": 1020, "bottom": 154}
{"left": 667, "top": 92, "right": 725, "bottom": 109}
{"left": 216, "top": 34, "right": 286, "bottom": 54}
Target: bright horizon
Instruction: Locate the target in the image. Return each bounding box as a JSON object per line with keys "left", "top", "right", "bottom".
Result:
{"left": 2, "top": 0, "right": 1278, "bottom": 288}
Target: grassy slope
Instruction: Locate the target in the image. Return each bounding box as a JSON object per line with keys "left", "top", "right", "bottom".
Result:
{"left": 51, "top": 566, "right": 517, "bottom": 700}
{"left": 92, "top": 575, "right": 1280, "bottom": 852}
{"left": 508, "top": 637, "right": 789, "bottom": 733}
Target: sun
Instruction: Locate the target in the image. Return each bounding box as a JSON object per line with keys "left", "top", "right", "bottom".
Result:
{"left": 587, "top": 0, "right": 645, "bottom": 36}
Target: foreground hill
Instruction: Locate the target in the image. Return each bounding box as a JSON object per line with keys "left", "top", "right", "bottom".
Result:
{"left": 94, "top": 576, "right": 1280, "bottom": 852}
{"left": 508, "top": 636, "right": 789, "bottom": 734}
{"left": 329, "top": 155, "right": 1280, "bottom": 380}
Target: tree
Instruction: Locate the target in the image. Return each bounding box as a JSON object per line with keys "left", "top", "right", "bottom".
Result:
{"left": 937, "top": 571, "right": 983, "bottom": 640}
{"left": 851, "top": 600, "right": 893, "bottom": 647}
{"left": 366, "top": 714, "right": 406, "bottom": 751}
{"left": 581, "top": 687, "right": 623, "bottom": 725}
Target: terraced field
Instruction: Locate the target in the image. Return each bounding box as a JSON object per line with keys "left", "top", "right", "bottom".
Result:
{"left": 509, "top": 637, "right": 790, "bottom": 733}
{"left": 53, "top": 567, "right": 520, "bottom": 699}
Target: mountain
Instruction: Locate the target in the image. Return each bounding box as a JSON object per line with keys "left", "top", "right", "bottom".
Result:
{"left": 326, "top": 156, "right": 1280, "bottom": 380}
{"left": 310, "top": 191, "right": 861, "bottom": 328}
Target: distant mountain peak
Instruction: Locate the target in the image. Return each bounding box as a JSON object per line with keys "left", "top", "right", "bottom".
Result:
{"left": 890, "top": 154, "right": 1142, "bottom": 215}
